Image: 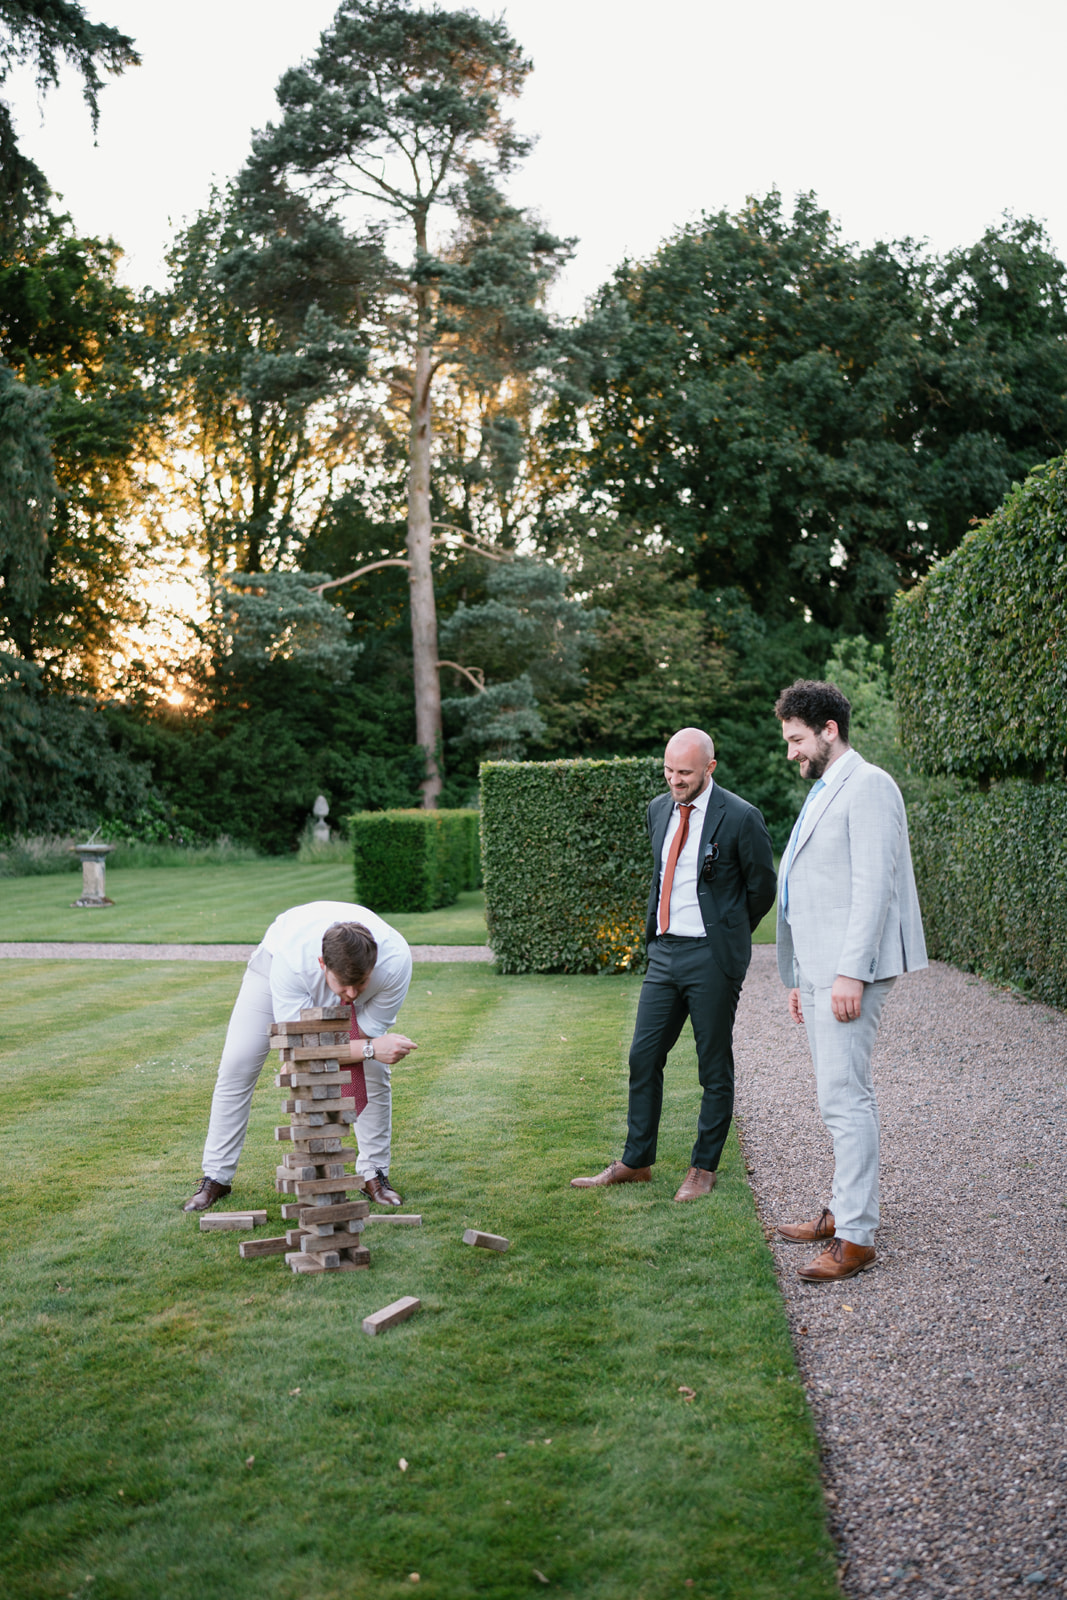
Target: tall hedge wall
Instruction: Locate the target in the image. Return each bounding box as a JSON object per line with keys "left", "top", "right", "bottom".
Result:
{"left": 909, "top": 781, "right": 1067, "bottom": 1009}
{"left": 891, "top": 453, "right": 1067, "bottom": 782}
{"left": 349, "top": 809, "right": 480, "bottom": 914}
{"left": 480, "top": 757, "right": 664, "bottom": 974}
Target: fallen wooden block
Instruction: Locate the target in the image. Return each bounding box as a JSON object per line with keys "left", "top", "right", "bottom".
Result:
{"left": 238, "top": 1236, "right": 291, "bottom": 1258}
{"left": 200, "top": 1211, "right": 267, "bottom": 1232}
{"left": 463, "top": 1228, "right": 509, "bottom": 1252}
{"left": 365, "top": 1214, "right": 422, "bottom": 1226}
{"left": 362, "top": 1296, "right": 421, "bottom": 1336}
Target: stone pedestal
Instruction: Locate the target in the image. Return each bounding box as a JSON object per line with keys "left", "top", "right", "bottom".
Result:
{"left": 71, "top": 842, "right": 115, "bottom": 907}
{"left": 312, "top": 794, "right": 330, "bottom": 843}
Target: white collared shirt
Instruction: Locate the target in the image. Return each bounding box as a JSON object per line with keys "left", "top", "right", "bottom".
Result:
{"left": 658, "top": 780, "right": 714, "bottom": 938}
{"left": 262, "top": 900, "right": 412, "bottom": 1032}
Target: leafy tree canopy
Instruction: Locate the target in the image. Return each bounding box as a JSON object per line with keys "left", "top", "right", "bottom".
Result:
{"left": 546, "top": 192, "right": 1067, "bottom": 636}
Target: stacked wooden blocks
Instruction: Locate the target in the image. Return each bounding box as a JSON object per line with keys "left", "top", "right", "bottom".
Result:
{"left": 270, "top": 1003, "right": 370, "bottom": 1274}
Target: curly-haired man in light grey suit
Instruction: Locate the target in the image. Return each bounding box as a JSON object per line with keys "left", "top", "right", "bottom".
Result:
{"left": 774, "top": 680, "right": 927, "bottom": 1282}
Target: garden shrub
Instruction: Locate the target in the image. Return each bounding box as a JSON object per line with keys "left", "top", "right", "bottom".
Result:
{"left": 909, "top": 780, "right": 1067, "bottom": 1009}
{"left": 891, "top": 453, "right": 1067, "bottom": 782}
{"left": 480, "top": 757, "right": 664, "bottom": 974}
{"left": 349, "top": 809, "right": 480, "bottom": 913}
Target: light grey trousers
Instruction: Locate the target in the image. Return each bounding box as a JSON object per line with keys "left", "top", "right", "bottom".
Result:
{"left": 201, "top": 951, "right": 393, "bottom": 1185}
{"left": 797, "top": 965, "right": 896, "bottom": 1248}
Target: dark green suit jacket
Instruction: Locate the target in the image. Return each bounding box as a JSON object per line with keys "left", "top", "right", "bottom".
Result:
{"left": 643, "top": 785, "right": 777, "bottom": 982}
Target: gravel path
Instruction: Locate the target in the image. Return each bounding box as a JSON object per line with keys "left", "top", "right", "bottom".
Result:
{"left": 0, "top": 942, "right": 493, "bottom": 962}
{"left": 735, "top": 945, "right": 1067, "bottom": 1599}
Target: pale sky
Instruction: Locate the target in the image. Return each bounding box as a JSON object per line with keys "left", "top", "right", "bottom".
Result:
{"left": 4, "top": 0, "right": 1065, "bottom": 315}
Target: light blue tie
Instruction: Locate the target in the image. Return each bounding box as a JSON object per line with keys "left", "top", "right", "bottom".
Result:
{"left": 781, "top": 779, "right": 825, "bottom": 915}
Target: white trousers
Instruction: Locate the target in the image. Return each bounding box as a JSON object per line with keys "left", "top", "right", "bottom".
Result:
{"left": 201, "top": 955, "right": 393, "bottom": 1184}
{"left": 797, "top": 966, "right": 896, "bottom": 1249}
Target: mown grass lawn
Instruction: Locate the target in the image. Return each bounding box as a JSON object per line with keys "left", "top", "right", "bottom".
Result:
{"left": 0, "top": 865, "right": 776, "bottom": 949}
{"left": 0, "top": 958, "right": 835, "bottom": 1600}
{"left": 0, "top": 867, "right": 489, "bottom": 946}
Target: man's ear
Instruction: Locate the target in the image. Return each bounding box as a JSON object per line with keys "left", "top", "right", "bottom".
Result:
{"left": 822, "top": 719, "right": 839, "bottom": 744}
{"left": 317, "top": 956, "right": 325, "bottom": 970}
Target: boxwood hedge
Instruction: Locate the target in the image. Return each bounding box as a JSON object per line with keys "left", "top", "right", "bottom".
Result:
{"left": 910, "top": 780, "right": 1067, "bottom": 1009}
{"left": 891, "top": 453, "right": 1067, "bottom": 782}
{"left": 480, "top": 757, "right": 665, "bottom": 974}
{"left": 348, "top": 809, "right": 480, "bottom": 914}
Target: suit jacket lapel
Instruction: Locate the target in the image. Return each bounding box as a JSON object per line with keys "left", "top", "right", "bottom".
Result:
{"left": 794, "top": 755, "right": 863, "bottom": 856}
{"left": 697, "top": 786, "right": 726, "bottom": 856}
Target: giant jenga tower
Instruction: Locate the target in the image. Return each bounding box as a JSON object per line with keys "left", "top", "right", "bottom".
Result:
{"left": 272, "top": 1004, "right": 370, "bottom": 1273}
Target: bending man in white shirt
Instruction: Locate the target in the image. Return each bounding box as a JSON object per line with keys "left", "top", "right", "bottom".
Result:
{"left": 182, "top": 901, "right": 416, "bottom": 1214}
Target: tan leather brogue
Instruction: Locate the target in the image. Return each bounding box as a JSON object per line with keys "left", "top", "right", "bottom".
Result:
{"left": 570, "top": 1160, "right": 652, "bottom": 1188}
{"left": 672, "top": 1166, "right": 717, "bottom": 1202}
{"left": 796, "top": 1238, "right": 875, "bottom": 1282}
{"left": 777, "top": 1207, "right": 835, "bottom": 1243}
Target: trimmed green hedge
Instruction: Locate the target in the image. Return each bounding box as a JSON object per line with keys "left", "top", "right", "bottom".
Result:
{"left": 348, "top": 809, "right": 480, "bottom": 914}
{"left": 480, "top": 757, "right": 665, "bottom": 974}
{"left": 910, "top": 780, "right": 1067, "bottom": 1008}
{"left": 891, "top": 453, "right": 1067, "bottom": 781}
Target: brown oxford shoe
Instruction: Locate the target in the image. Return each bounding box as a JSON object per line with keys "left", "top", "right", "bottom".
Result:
{"left": 797, "top": 1237, "right": 876, "bottom": 1282}
{"left": 182, "top": 1176, "right": 232, "bottom": 1213}
{"left": 570, "top": 1160, "right": 652, "bottom": 1189}
{"left": 365, "top": 1168, "right": 402, "bottom": 1206}
{"left": 777, "top": 1207, "right": 835, "bottom": 1243}
{"left": 673, "top": 1166, "right": 717, "bottom": 1202}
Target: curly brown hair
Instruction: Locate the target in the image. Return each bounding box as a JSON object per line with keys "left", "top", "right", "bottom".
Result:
{"left": 773, "top": 679, "right": 851, "bottom": 741}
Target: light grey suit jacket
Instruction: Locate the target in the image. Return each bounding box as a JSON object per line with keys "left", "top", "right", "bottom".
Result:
{"left": 776, "top": 752, "right": 928, "bottom": 990}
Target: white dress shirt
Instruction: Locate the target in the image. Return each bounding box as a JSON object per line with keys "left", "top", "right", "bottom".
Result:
{"left": 658, "top": 781, "right": 714, "bottom": 937}
{"left": 261, "top": 900, "right": 412, "bottom": 1033}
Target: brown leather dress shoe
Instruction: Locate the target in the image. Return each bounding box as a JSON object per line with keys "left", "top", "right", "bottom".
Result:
{"left": 365, "top": 1168, "right": 402, "bottom": 1206}
{"left": 182, "top": 1176, "right": 232, "bottom": 1213}
{"left": 570, "top": 1160, "right": 652, "bottom": 1188}
{"left": 796, "top": 1237, "right": 876, "bottom": 1282}
{"left": 777, "top": 1207, "right": 835, "bottom": 1243}
{"left": 673, "top": 1166, "right": 716, "bottom": 1202}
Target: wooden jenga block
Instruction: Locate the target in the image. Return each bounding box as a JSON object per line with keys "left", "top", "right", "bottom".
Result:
{"left": 339, "top": 1245, "right": 370, "bottom": 1267}
{"left": 199, "top": 1211, "right": 267, "bottom": 1231}
{"left": 293, "top": 1175, "right": 366, "bottom": 1197}
{"left": 463, "top": 1229, "right": 510, "bottom": 1252}
{"left": 362, "top": 1296, "right": 421, "bottom": 1335}
{"left": 301, "top": 1226, "right": 364, "bottom": 1252}
{"left": 275, "top": 1178, "right": 294, "bottom": 1194}
{"left": 274, "top": 1045, "right": 346, "bottom": 1063}
{"left": 279, "top": 1070, "right": 352, "bottom": 1090}
{"left": 365, "top": 1214, "right": 422, "bottom": 1225}
{"left": 297, "top": 1199, "right": 370, "bottom": 1226}
{"left": 280, "top": 1203, "right": 302, "bottom": 1221}
{"left": 274, "top": 1125, "right": 293, "bottom": 1141}
{"left": 299, "top": 1005, "right": 350, "bottom": 1023}
{"left": 238, "top": 1236, "right": 290, "bottom": 1258}
{"left": 287, "top": 1250, "right": 341, "bottom": 1272}
{"left": 291, "top": 1136, "right": 351, "bottom": 1155}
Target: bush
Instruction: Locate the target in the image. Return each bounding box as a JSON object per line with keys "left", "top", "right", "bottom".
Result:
{"left": 910, "top": 780, "right": 1067, "bottom": 1008}
{"left": 0, "top": 834, "right": 79, "bottom": 877}
{"left": 891, "top": 453, "right": 1067, "bottom": 782}
{"left": 480, "top": 757, "right": 664, "bottom": 974}
{"left": 349, "top": 809, "right": 480, "bottom": 913}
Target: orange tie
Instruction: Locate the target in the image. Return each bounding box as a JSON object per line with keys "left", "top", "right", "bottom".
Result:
{"left": 658, "top": 804, "right": 694, "bottom": 935}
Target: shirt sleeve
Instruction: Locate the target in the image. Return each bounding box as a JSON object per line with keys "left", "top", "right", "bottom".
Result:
{"left": 268, "top": 954, "right": 322, "bottom": 1022}
{"left": 354, "top": 943, "right": 413, "bottom": 1037}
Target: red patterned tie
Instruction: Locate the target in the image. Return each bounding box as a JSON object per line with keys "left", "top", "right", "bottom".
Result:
{"left": 348, "top": 1009, "right": 369, "bottom": 1116}
{"left": 658, "top": 804, "right": 694, "bottom": 935}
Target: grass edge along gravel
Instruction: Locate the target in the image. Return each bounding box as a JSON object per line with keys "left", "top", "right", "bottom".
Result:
{"left": 0, "top": 959, "right": 838, "bottom": 1600}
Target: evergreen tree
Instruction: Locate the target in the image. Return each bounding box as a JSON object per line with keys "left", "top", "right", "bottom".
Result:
{"left": 246, "top": 0, "right": 569, "bottom": 803}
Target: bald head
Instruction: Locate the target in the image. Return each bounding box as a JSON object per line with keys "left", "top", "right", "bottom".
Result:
{"left": 664, "top": 728, "right": 717, "bottom": 804}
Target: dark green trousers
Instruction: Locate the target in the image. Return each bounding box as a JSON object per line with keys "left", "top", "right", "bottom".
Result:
{"left": 621, "top": 934, "right": 743, "bottom": 1172}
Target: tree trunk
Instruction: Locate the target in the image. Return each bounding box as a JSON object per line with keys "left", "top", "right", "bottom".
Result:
{"left": 407, "top": 295, "right": 442, "bottom": 807}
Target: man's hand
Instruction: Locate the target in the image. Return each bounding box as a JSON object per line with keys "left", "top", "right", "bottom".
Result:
{"left": 352, "top": 1033, "right": 418, "bottom": 1065}
{"left": 831, "top": 976, "right": 865, "bottom": 1023}
{"left": 788, "top": 988, "right": 804, "bottom": 1025}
